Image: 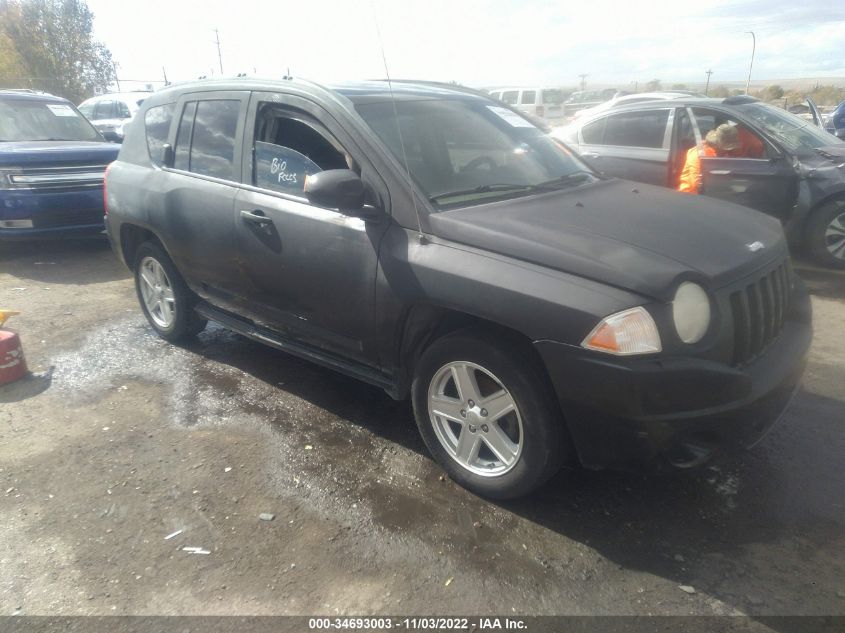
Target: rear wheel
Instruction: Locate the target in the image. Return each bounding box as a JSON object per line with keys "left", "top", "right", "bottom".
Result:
{"left": 806, "top": 199, "right": 845, "bottom": 269}
{"left": 412, "top": 331, "right": 568, "bottom": 499}
{"left": 133, "top": 241, "right": 207, "bottom": 341}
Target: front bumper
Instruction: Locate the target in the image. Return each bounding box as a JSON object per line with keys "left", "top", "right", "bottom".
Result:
{"left": 0, "top": 187, "right": 105, "bottom": 239}
{"left": 535, "top": 280, "right": 813, "bottom": 470}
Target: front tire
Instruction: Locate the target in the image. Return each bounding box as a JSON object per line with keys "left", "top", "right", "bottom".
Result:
{"left": 806, "top": 199, "right": 845, "bottom": 269}
{"left": 133, "top": 241, "right": 207, "bottom": 342}
{"left": 411, "top": 331, "right": 569, "bottom": 499}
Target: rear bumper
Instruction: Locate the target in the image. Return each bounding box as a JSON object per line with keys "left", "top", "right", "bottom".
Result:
{"left": 535, "top": 280, "right": 812, "bottom": 470}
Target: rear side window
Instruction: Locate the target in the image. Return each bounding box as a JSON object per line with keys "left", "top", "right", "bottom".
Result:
{"left": 117, "top": 101, "right": 132, "bottom": 118}
{"left": 189, "top": 100, "right": 240, "bottom": 180}
{"left": 520, "top": 90, "right": 536, "bottom": 105}
{"left": 172, "top": 100, "right": 240, "bottom": 180}
{"left": 501, "top": 91, "right": 518, "bottom": 105}
{"left": 600, "top": 110, "right": 670, "bottom": 148}
{"left": 144, "top": 103, "right": 175, "bottom": 165}
{"left": 173, "top": 101, "right": 196, "bottom": 171}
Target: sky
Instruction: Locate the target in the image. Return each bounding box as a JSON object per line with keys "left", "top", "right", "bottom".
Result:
{"left": 86, "top": 0, "right": 845, "bottom": 91}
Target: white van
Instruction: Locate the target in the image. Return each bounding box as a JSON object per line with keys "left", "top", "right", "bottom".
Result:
{"left": 488, "top": 87, "right": 565, "bottom": 124}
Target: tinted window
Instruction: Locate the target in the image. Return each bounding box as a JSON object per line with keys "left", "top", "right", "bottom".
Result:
{"left": 521, "top": 90, "right": 536, "bottom": 105}
{"left": 253, "top": 108, "right": 347, "bottom": 196}
{"left": 173, "top": 101, "right": 196, "bottom": 171}
{"left": 581, "top": 117, "right": 607, "bottom": 144}
{"left": 189, "top": 100, "right": 240, "bottom": 180}
{"left": 145, "top": 103, "right": 175, "bottom": 165}
{"left": 602, "top": 110, "right": 669, "bottom": 148}
{"left": 501, "top": 91, "right": 518, "bottom": 105}
{"left": 117, "top": 101, "right": 131, "bottom": 118}
{"left": 93, "top": 101, "right": 115, "bottom": 119}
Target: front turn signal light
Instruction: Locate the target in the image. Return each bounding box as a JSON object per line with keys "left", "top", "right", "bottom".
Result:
{"left": 581, "top": 306, "right": 662, "bottom": 355}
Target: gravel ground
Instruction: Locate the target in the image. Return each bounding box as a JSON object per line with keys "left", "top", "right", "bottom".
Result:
{"left": 0, "top": 237, "right": 843, "bottom": 620}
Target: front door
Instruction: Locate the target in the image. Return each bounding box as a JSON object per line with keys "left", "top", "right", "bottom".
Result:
{"left": 233, "top": 91, "right": 389, "bottom": 364}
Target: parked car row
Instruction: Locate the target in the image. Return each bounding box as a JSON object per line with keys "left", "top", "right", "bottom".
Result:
{"left": 77, "top": 91, "right": 150, "bottom": 142}
{"left": 98, "top": 78, "right": 812, "bottom": 498}
{"left": 553, "top": 95, "right": 845, "bottom": 268}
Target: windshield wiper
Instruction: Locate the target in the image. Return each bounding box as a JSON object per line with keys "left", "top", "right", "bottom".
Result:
{"left": 429, "top": 183, "right": 547, "bottom": 203}
{"left": 534, "top": 170, "right": 597, "bottom": 189}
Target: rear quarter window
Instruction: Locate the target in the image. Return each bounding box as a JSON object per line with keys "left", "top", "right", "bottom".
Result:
{"left": 144, "top": 103, "right": 175, "bottom": 166}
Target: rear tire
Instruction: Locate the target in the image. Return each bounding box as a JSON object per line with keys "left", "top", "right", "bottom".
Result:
{"left": 806, "top": 199, "right": 845, "bottom": 269}
{"left": 411, "top": 330, "right": 569, "bottom": 499}
{"left": 133, "top": 241, "right": 207, "bottom": 342}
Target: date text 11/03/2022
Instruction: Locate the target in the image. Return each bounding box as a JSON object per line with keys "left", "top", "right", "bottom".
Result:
{"left": 308, "top": 617, "right": 527, "bottom": 630}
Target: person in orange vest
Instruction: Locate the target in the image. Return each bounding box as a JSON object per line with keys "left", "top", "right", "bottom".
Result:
{"left": 678, "top": 124, "right": 741, "bottom": 194}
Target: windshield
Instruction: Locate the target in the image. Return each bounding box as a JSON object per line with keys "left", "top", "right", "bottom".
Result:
{"left": 738, "top": 102, "right": 841, "bottom": 155}
{"left": 356, "top": 98, "right": 596, "bottom": 209}
{"left": 0, "top": 99, "right": 102, "bottom": 142}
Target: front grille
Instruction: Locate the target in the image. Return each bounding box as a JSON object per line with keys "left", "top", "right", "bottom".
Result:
{"left": 729, "top": 259, "right": 792, "bottom": 366}
{"left": 6, "top": 164, "right": 108, "bottom": 190}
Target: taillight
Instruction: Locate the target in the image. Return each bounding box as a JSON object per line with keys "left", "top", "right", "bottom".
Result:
{"left": 103, "top": 161, "right": 113, "bottom": 215}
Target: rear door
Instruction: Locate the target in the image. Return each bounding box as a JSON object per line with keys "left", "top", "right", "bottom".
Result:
{"left": 577, "top": 107, "right": 672, "bottom": 185}
{"left": 692, "top": 107, "right": 798, "bottom": 222}
{"left": 156, "top": 91, "right": 249, "bottom": 304}
{"left": 233, "top": 91, "right": 389, "bottom": 363}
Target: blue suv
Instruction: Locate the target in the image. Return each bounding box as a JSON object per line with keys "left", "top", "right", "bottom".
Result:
{"left": 0, "top": 90, "right": 120, "bottom": 239}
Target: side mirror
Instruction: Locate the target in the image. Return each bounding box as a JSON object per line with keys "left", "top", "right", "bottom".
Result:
{"left": 304, "top": 169, "right": 365, "bottom": 213}
{"left": 161, "top": 143, "right": 174, "bottom": 168}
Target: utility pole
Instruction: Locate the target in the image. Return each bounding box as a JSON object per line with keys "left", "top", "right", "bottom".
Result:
{"left": 578, "top": 74, "right": 588, "bottom": 91}
{"left": 704, "top": 69, "right": 713, "bottom": 96}
{"left": 744, "top": 31, "right": 755, "bottom": 95}
{"left": 162, "top": 66, "right": 169, "bottom": 86}
{"left": 632, "top": 80, "right": 638, "bottom": 92}
{"left": 112, "top": 61, "right": 121, "bottom": 92}
{"left": 213, "top": 28, "right": 224, "bottom": 76}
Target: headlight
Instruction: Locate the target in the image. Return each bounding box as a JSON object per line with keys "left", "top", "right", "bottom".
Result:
{"left": 582, "top": 306, "right": 661, "bottom": 355}
{"left": 672, "top": 282, "right": 711, "bottom": 344}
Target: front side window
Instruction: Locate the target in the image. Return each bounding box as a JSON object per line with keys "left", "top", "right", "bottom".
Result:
{"left": 117, "top": 101, "right": 132, "bottom": 118}
{"left": 520, "top": 90, "right": 536, "bottom": 105}
{"left": 602, "top": 109, "right": 670, "bottom": 148}
{"left": 252, "top": 105, "right": 348, "bottom": 196}
{"left": 145, "top": 103, "right": 175, "bottom": 165}
{"left": 501, "top": 91, "right": 518, "bottom": 105}
{"left": 581, "top": 117, "right": 607, "bottom": 144}
{"left": 356, "top": 98, "right": 597, "bottom": 209}
{"left": 0, "top": 98, "right": 101, "bottom": 142}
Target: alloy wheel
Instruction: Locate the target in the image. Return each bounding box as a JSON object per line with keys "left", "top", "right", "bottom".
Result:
{"left": 138, "top": 256, "right": 176, "bottom": 329}
{"left": 825, "top": 211, "right": 845, "bottom": 260}
{"left": 427, "top": 361, "right": 524, "bottom": 477}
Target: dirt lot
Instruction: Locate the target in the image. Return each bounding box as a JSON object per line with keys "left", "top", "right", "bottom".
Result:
{"left": 1, "top": 237, "right": 844, "bottom": 619}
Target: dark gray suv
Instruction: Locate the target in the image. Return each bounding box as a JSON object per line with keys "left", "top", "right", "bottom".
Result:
{"left": 105, "top": 79, "right": 811, "bottom": 498}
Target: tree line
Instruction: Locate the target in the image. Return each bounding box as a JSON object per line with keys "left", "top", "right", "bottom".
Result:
{"left": 0, "top": 0, "right": 114, "bottom": 103}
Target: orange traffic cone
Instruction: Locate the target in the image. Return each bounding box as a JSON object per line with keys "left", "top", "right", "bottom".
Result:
{"left": 0, "top": 310, "right": 27, "bottom": 385}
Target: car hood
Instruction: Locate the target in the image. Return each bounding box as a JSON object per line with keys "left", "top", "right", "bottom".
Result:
{"left": 0, "top": 141, "right": 119, "bottom": 167}
{"left": 427, "top": 178, "right": 787, "bottom": 302}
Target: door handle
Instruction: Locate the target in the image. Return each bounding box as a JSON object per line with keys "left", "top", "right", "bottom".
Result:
{"left": 240, "top": 209, "right": 273, "bottom": 226}
{"left": 709, "top": 170, "right": 731, "bottom": 175}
